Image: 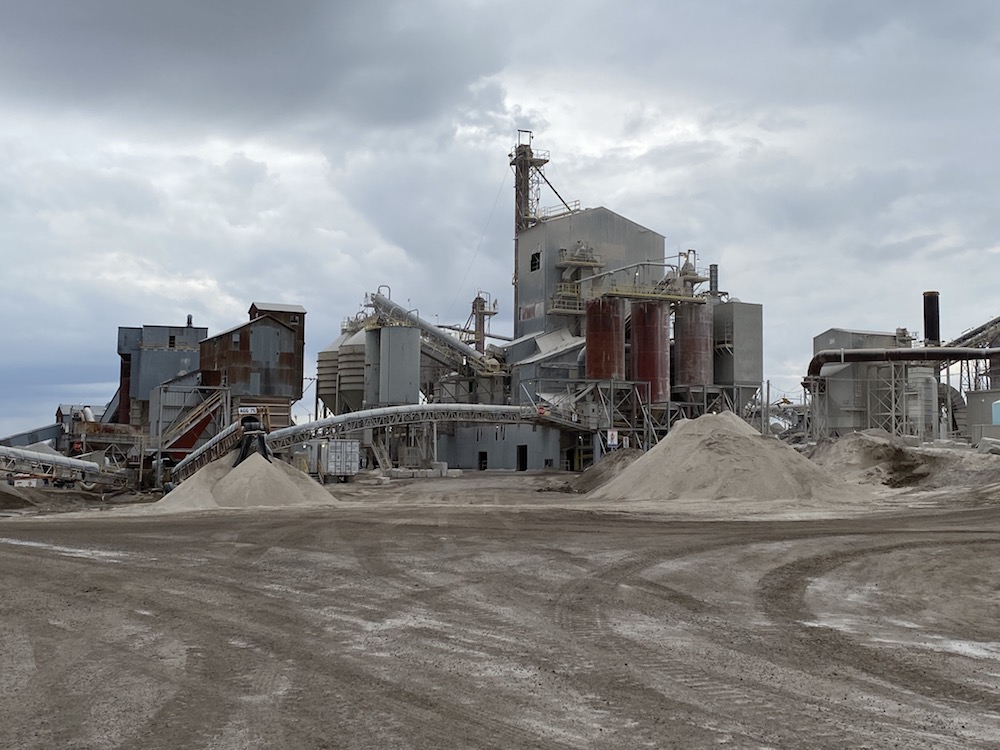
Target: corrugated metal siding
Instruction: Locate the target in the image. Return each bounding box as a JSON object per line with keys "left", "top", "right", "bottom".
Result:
{"left": 516, "top": 207, "right": 665, "bottom": 338}
{"left": 201, "top": 318, "right": 300, "bottom": 399}
{"left": 713, "top": 301, "right": 763, "bottom": 386}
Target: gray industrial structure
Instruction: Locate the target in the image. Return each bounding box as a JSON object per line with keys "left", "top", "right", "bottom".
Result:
{"left": 804, "top": 292, "right": 1000, "bottom": 445}
{"left": 2, "top": 303, "right": 310, "bottom": 488}
{"left": 313, "top": 132, "right": 766, "bottom": 472}
{"left": 4, "top": 133, "right": 772, "bottom": 483}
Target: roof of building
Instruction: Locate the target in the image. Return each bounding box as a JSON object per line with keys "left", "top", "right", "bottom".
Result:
{"left": 527, "top": 205, "right": 664, "bottom": 240}
{"left": 511, "top": 328, "right": 585, "bottom": 366}
{"left": 202, "top": 314, "right": 295, "bottom": 342}
{"left": 250, "top": 302, "right": 307, "bottom": 315}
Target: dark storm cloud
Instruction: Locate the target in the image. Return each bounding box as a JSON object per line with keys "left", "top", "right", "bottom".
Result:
{"left": 0, "top": 0, "right": 512, "bottom": 136}
{"left": 2, "top": 0, "right": 1000, "bottom": 430}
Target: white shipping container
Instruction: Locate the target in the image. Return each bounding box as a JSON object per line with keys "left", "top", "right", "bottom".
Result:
{"left": 326, "top": 439, "right": 360, "bottom": 479}
{"left": 303, "top": 439, "right": 361, "bottom": 482}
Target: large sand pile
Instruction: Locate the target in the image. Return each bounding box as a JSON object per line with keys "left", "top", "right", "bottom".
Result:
{"left": 148, "top": 451, "right": 336, "bottom": 513}
{"left": 808, "top": 431, "right": 933, "bottom": 487}
{"left": 570, "top": 448, "right": 644, "bottom": 494}
{"left": 589, "top": 412, "right": 862, "bottom": 505}
{"left": 811, "top": 431, "right": 1000, "bottom": 495}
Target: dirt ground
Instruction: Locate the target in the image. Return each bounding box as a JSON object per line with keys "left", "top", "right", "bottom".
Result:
{"left": 1, "top": 472, "right": 1000, "bottom": 749}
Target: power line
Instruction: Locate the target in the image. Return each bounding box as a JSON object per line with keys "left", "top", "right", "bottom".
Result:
{"left": 445, "top": 167, "right": 509, "bottom": 320}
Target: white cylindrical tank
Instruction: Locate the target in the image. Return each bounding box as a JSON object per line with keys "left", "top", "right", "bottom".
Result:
{"left": 906, "top": 366, "right": 938, "bottom": 441}
{"left": 336, "top": 329, "right": 368, "bottom": 414}
{"left": 316, "top": 331, "right": 351, "bottom": 416}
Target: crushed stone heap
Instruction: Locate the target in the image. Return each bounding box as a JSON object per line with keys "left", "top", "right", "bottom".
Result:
{"left": 589, "top": 411, "right": 859, "bottom": 504}
{"left": 148, "top": 451, "right": 337, "bottom": 513}
{"left": 570, "top": 447, "right": 644, "bottom": 494}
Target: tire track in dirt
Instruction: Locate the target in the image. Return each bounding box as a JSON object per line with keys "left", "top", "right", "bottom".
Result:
{"left": 758, "top": 534, "right": 1000, "bottom": 713}
{"left": 549, "top": 537, "right": 970, "bottom": 749}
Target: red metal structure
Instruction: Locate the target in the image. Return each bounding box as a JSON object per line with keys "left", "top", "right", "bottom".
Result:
{"left": 674, "top": 303, "right": 713, "bottom": 387}
{"left": 585, "top": 298, "right": 626, "bottom": 380}
{"left": 631, "top": 301, "right": 670, "bottom": 403}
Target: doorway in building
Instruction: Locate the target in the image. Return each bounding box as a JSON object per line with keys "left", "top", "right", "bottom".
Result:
{"left": 478, "top": 451, "right": 488, "bottom": 471}
{"left": 516, "top": 444, "right": 528, "bottom": 472}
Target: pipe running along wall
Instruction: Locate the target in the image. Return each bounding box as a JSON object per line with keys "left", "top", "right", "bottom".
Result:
{"left": 806, "top": 347, "right": 1000, "bottom": 379}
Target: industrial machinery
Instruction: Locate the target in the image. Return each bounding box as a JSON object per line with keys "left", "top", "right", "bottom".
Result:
{"left": 803, "top": 291, "right": 1000, "bottom": 444}
{"left": 311, "top": 134, "right": 766, "bottom": 472}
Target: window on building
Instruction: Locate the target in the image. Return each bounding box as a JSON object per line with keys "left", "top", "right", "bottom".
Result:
{"left": 290, "top": 314, "right": 299, "bottom": 325}
{"left": 530, "top": 251, "right": 541, "bottom": 272}
{"left": 232, "top": 333, "right": 240, "bottom": 346}
{"left": 168, "top": 335, "right": 176, "bottom": 349}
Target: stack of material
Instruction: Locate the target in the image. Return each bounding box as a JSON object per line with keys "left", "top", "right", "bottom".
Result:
{"left": 570, "top": 448, "right": 644, "bottom": 494}
{"left": 589, "top": 412, "right": 859, "bottom": 504}
{"left": 148, "top": 452, "right": 336, "bottom": 513}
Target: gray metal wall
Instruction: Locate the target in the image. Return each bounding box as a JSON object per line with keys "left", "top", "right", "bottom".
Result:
{"left": 378, "top": 326, "right": 420, "bottom": 405}
{"left": 813, "top": 328, "right": 905, "bottom": 355}
{"left": 133, "top": 349, "right": 201, "bottom": 401}
{"left": 966, "top": 388, "right": 1000, "bottom": 431}
{"left": 713, "top": 301, "right": 763, "bottom": 385}
{"left": 812, "top": 328, "right": 914, "bottom": 437}
{"left": 437, "top": 423, "right": 561, "bottom": 470}
{"left": 515, "top": 207, "right": 664, "bottom": 338}
{"left": 118, "top": 324, "right": 207, "bottom": 401}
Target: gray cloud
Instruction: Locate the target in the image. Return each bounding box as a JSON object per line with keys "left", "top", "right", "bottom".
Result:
{"left": 2, "top": 0, "right": 999, "bottom": 431}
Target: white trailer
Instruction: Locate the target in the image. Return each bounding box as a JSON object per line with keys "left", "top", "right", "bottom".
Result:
{"left": 304, "top": 439, "right": 360, "bottom": 483}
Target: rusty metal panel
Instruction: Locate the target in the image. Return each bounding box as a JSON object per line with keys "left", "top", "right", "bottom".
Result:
{"left": 201, "top": 317, "right": 301, "bottom": 400}
{"left": 232, "top": 396, "right": 293, "bottom": 430}
{"left": 585, "top": 298, "right": 625, "bottom": 380}
{"left": 631, "top": 301, "right": 670, "bottom": 403}
{"left": 674, "top": 303, "right": 713, "bottom": 387}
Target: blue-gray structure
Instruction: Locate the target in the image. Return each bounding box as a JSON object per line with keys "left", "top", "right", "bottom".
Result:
{"left": 113, "top": 321, "right": 207, "bottom": 428}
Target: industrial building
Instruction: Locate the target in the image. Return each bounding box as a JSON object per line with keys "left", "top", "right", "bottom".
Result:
{"left": 804, "top": 291, "right": 1000, "bottom": 445}
{"left": 312, "top": 132, "right": 765, "bottom": 473}
{"left": 1, "top": 303, "right": 309, "bottom": 487}
{"left": 14, "top": 132, "right": 1000, "bottom": 489}
{"left": 2, "top": 133, "right": 772, "bottom": 483}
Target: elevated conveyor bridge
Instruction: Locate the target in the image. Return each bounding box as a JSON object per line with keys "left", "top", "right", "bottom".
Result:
{"left": 0, "top": 445, "right": 129, "bottom": 489}
{"left": 266, "top": 404, "right": 538, "bottom": 450}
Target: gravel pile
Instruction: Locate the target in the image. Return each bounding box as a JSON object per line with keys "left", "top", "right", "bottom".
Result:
{"left": 570, "top": 448, "right": 644, "bottom": 493}
{"left": 589, "top": 412, "right": 859, "bottom": 504}
{"left": 148, "top": 451, "right": 336, "bottom": 513}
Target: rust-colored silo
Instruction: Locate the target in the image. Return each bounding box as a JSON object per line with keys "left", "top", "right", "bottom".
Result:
{"left": 674, "top": 302, "right": 713, "bottom": 387}
{"left": 631, "top": 301, "right": 670, "bottom": 403}
{"left": 585, "top": 298, "right": 626, "bottom": 380}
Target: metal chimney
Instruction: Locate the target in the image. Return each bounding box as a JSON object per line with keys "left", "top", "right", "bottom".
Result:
{"left": 923, "top": 291, "right": 940, "bottom": 346}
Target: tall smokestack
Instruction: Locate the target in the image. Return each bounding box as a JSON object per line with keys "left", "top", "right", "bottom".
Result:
{"left": 709, "top": 264, "right": 719, "bottom": 296}
{"left": 923, "top": 291, "right": 940, "bottom": 346}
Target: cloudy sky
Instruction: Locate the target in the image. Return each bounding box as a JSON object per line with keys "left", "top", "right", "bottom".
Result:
{"left": 2, "top": 0, "right": 998, "bottom": 435}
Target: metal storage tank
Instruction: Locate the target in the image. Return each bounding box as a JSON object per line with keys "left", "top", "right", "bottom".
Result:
{"left": 364, "top": 329, "right": 381, "bottom": 408}
{"left": 316, "top": 331, "right": 351, "bottom": 415}
{"left": 674, "top": 303, "right": 713, "bottom": 387}
{"left": 378, "top": 325, "right": 421, "bottom": 405}
{"left": 335, "top": 329, "right": 367, "bottom": 413}
{"left": 907, "top": 366, "right": 938, "bottom": 440}
{"left": 585, "top": 298, "right": 625, "bottom": 380}
{"left": 630, "top": 300, "right": 670, "bottom": 403}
